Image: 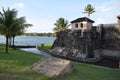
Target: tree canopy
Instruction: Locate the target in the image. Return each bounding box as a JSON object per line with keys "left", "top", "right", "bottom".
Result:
{"left": 53, "top": 18, "right": 69, "bottom": 32}
{"left": 83, "top": 4, "right": 95, "bottom": 17}
{"left": 0, "top": 7, "right": 32, "bottom": 53}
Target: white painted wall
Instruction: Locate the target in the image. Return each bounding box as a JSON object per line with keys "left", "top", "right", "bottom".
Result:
{"left": 71, "top": 21, "right": 93, "bottom": 31}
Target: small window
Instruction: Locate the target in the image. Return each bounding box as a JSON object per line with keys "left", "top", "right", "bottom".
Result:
{"left": 75, "top": 24, "right": 78, "bottom": 28}
{"left": 81, "top": 23, "right": 83, "bottom": 28}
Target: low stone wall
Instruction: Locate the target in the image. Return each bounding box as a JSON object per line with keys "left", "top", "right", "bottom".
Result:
{"left": 90, "top": 58, "right": 120, "bottom": 69}
{"left": 31, "top": 57, "right": 73, "bottom": 77}
{"left": 101, "top": 49, "right": 120, "bottom": 60}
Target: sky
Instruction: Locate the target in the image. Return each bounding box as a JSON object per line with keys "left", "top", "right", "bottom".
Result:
{"left": 0, "top": 0, "right": 120, "bottom": 33}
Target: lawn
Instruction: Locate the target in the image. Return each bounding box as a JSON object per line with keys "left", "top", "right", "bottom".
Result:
{"left": 57, "top": 63, "right": 120, "bottom": 80}
{"left": 37, "top": 44, "right": 52, "bottom": 50}
{"left": 0, "top": 44, "right": 120, "bottom": 80}
{"left": 0, "top": 44, "right": 54, "bottom": 80}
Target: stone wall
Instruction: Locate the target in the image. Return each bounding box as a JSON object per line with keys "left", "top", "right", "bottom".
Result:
{"left": 51, "top": 24, "right": 120, "bottom": 62}
{"left": 119, "top": 61, "right": 120, "bottom": 69}
{"left": 51, "top": 29, "right": 101, "bottom": 62}
{"left": 101, "top": 25, "right": 120, "bottom": 50}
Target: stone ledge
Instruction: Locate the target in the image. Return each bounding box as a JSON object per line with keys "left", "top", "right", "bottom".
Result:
{"left": 30, "top": 57, "right": 73, "bottom": 77}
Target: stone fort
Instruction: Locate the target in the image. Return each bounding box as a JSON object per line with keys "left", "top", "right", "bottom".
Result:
{"left": 51, "top": 16, "right": 120, "bottom": 69}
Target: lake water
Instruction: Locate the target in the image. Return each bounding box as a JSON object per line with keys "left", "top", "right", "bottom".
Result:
{"left": 21, "top": 48, "right": 51, "bottom": 57}
{"left": 0, "top": 35, "right": 56, "bottom": 46}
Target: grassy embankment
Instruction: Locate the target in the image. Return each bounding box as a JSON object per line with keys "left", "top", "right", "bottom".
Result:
{"left": 37, "top": 44, "right": 52, "bottom": 50}
{"left": 0, "top": 43, "right": 120, "bottom": 80}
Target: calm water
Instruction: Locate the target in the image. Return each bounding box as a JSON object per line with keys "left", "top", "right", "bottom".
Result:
{"left": 21, "top": 48, "right": 51, "bottom": 57}
{"left": 0, "top": 35, "right": 56, "bottom": 46}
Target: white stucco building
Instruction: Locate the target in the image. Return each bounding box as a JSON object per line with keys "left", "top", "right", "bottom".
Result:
{"left": 71, "top": 17, "right": 94, "bottom": 32}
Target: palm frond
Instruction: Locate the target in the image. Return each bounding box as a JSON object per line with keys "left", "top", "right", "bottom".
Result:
{"left": 83, "top": 4, "right": 95, "bottom": 17}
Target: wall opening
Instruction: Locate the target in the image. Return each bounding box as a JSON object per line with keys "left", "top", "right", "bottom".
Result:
{"left": 75, "top": 23, "right": 78, "bottom": 28}
{"left": 81, "top": 23, "right": 83, "bottom": 28}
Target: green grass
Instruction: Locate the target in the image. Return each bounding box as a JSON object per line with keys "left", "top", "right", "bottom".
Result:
{"left": 58, "top": 63, "right": 120, "bottom": 80}
{"left": 0, "top": 44, "right": 54, "bottom": 80}
{"left": 43, "top": 44, "right": 52, "bottom": 50}
{"left": 37, "top": 44, "right": 52, "bottom": 50}
{"left": 0, "top": 44, "right": 120, "bottom": 80}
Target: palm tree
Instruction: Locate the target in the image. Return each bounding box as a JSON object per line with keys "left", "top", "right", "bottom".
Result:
{"left": 83, "top": 4, "right": 95, "bottom": 17}
{"left": 53, "top": 18, "right": 69, "bottom": 32}
{"left": 0, "top": 8, "right": 17, "bottom": 53}
{"left": 0, "top": 7, "right": 32, "bottom": 53}
{"left": 11, "top": 17, "right": 32, "bottom": 46}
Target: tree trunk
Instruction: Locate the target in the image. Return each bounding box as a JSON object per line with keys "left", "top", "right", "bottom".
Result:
{"left": 9, "top": 37, "right": 12, "bottom": 46}
{"left": 88, "top": 13, "right": 90, "bottom": 18}
{"left": 6, "top": 36, "right": 9, "bottom": 53}
{"left": 12, "top": 35, "right": 15, "bottom": 46}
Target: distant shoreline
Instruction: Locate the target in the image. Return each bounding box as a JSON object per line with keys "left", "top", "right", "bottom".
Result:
{"left": 24, "top": 32, "right": 55, "bottom": 37}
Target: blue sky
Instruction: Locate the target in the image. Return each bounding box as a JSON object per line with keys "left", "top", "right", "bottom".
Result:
{"left": 0, "top": 0, "right": 120, "bottom": 33}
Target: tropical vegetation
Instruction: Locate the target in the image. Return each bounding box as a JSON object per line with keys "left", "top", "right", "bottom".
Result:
{"left": 53, "top": 17, "right": 69, "bottom": 32}
{"left": 11, "top": 17, "right": 32, "bottom": 46}
{"left": 83, "top": 4, "right": 95, "bottom": 17}
{"left": 0, "top": 7, "right": 32, "bottom": 53}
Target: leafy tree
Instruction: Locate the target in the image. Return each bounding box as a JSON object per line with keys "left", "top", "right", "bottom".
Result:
{"left": 0, "top": 8, "right": 17, "bottom": 53}
{"left": 53, "top": 18, "right": 69, "bottom": 32}
{"left": 11, "top": 17, "right": 32, "bottom": 46}
{"left": 0, "top": 7, "right": 32, "bottom": 53}
{"left": 83, "top": 4, "right": 95, "bottom": 17}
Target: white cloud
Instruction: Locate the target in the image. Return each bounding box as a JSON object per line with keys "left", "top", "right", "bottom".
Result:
{"left": 26, "top": 18, "right": 55, "bottom": 33}
{"left": 15, "top": 2, "right": 24, "bottom": 8}
{"left": 94, "top": 0, "right": 120, "bottom": 25}
{"left": 109, "top": 0, "right": 120, "bottom": 8}
{"left": 96, "top": 0, "right": 120, "bottom": 13}
{"left": 97, "top": 6, "right": 110, "bottom": 12}
{"left": 95, "top": 18, "right": 108, "bottom": 25}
